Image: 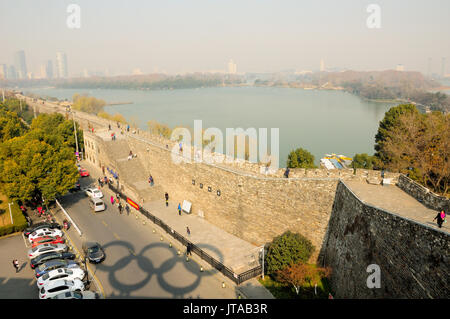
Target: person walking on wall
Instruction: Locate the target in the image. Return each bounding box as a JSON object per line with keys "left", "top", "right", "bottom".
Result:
{"left": 125, "top": 204, "right": 130, "bottom": 216}
{"left": 165, "top": 192, "right": 169, "bottom": 207}
{"left": 284, "top": 167, "right": 290, "bottom": 178}
{"left": 110, "top": 195, "right": 115, "bottom": 205}
{"left": 149, "top": 175, "right": 154, "bottom": 186}
{"left": 434, "top": 210, "right": 446, "bottom": 228}
{"left": 186, "top": 226, "right": 191, "bottom": 236}
{"left": 118, "top": 202, "right": 123, "bottom": 214}
{"left": 186, "top": 243, "right": 192, "bottom": 256}
{"left": 178, "top": 203, "right": 182, "bottom": 216}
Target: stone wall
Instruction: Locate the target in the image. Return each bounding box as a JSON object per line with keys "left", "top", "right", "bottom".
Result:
{"left": 28, "top": 96, "right": 406, "bottom": 263}
{"left": 321, "top": 181, "right": 450, "bottom": 298}
{"left": 397, "top": 175, "right": 449, "bottom": 212}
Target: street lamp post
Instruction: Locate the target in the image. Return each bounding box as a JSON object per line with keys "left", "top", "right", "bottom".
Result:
{"left": 72, "top": 112, "right": 79, "bottom": 160}
{"left": 261, "top": 246, "right": 265, "bottom": 280}
{"left": 8, "top": 202, "right": 13, "bottom": 224}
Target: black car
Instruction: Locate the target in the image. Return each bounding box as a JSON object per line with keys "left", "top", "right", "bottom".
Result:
{"left": 82, "top": 242, "right": 105, "bottom": 264}
{"left": 24, "top": 222, "right": 62, "bottom": 237}
{"left": 69, "top": 180, "right": 81, "bottom": 192}
{"left": 30, "top": 251, "right": 76, "bottom": 269}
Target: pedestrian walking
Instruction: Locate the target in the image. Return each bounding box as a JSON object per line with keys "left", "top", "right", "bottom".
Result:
{"left": 178, "top": 203, "right": 182, "bottom": 216}
{"left": 108, "top": 124, "right": 111, "bottom": 131}
{"left": 165, "top": 192, "right": 169, "bottom": 207}
{"left": 186, "top": 243, "right": 192, "bottom": 256}
{"left": 110, "top": 195, "right": 115, "bottom": 205}
{"left": 186, "top": 226, "right": 191, "bottom": 236}
{"left": 116, "top": 193, "right": 120, "bottom": 202}
{"left": 433, "top": 210, "right": 446, "bottom": 228}
{"left": 12, "top": 259, "right": 19, "bottom": 273}
{"left": 118, "top": 202, "right": 123, "bottom": 214}
{"left": 149, "top": 175, "right": 154, "bottom": 186}
{"left": 284, "top": 167, "right": 290, "bottom": 178}
{"left": 125, "top": 204, "right": 130, "bottom": 216}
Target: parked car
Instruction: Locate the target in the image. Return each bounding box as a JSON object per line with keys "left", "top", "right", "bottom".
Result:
{"left": 31, "top": 236, "right": 65, "bottom": 248}
{"left": 82, "top": 242, "right": 105, "bottom": 263}
{"left": 69, "top": 180, "right": 81, "bottom": 192}
{"left": 28, "top": 228, "right": 63, "bottom": 243}
{"left": 51, "top": 290, "right": 99, "bottom": 299}
{"left": 35, "top": 259, "right": 79, "bottom": 278}
{"left": 37, "top": 267, "right": 85, "bottom": 287}
{"left": 30, "top": 251, "right": 76, "bottom": 269}
{"left": 85, "top": 187, "right": 103, "bottom": 199}
{"left": 23, "top": 222, "right": 61, "bottom": 237}
{"left": 28, "top": 244, "right": 68, "bottom": 259}
{"left": 79, "top": 168, "right": 89, "bottom": 177}
{"left": 39, "top": 279, "right": 85, "bottom": 299}
{"left": 89, "top": 197, "right": 106, "bottom": 212}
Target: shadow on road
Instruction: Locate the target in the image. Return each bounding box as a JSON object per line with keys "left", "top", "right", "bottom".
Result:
{"left": 94, "top": 240, "right": 223, "bottom": 298}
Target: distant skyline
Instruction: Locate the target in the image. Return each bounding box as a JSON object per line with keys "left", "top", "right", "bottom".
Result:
{"left": 1, "top": 0, "right": 449, "bottom": 77}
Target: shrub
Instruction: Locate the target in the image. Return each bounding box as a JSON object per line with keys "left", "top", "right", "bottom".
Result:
{"left": 266, "top": 231, "right": 315, "bottom": 275}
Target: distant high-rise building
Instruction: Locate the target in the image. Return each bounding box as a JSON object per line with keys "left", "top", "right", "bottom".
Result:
{"left": 0, "top": 64, "right": 6, "bottom": 79}
{"left": 228, "top": 59, "right": 237, "bottom": 74}
{"left": 45, "top": 60, "right": 53, "bottom": 79}
{"left": 7, "top": 65, "right": 17, "bottom": 79}
{"left": 14, "top": 50, "right": 27, "bottom": 79}
{"left": 396, "top": 64, "right": 404, "bottom": 71}
{"left": 320, "top": 58, "right": 325, "bottom": 72}
{"left": 441, "top": 57, "right": 446, "bottom": 78}
{"left": 56, "top": 52, "right": 68, "bottom": 78}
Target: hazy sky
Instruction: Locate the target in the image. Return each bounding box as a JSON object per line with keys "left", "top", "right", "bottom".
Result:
{"left": 1, "top": 0, "right": 449, "bottom": 76}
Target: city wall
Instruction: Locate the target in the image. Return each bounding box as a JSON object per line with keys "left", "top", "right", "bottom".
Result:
{"left": 27, "top": 96, "right": 403, "bottom": 262}
{"left": 397, "top": 175, "right": 450, "bottom": 212}
{"left": 321, "top": 180, "right": 449, "bottom": 298}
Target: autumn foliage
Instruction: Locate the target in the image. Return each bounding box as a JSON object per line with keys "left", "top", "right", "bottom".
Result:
{"left": 276, "top": 263, "right": 332, "bottom": 295}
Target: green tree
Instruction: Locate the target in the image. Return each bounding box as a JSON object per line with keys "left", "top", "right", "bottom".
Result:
{"left": 266, "top": 231, "right": 315, "bottom": 276}
{"left": 287, "top": 148, "right": 317, "bottom": 168}
{"left": 374, "top": 104, "right": 419, "bottom": 163}
{"left": 0, "top": 109, "right": 28, "bottom": 142}
{"left": 351, "top": 153, "right": 377, "bottom": 169}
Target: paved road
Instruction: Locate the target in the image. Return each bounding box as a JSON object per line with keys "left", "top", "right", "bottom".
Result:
{"left": 57, "top": 176, "right": 240, "bottom": 299}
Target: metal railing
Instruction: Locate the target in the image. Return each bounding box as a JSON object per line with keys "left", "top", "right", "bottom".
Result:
{"left": 108, "top": 183, "right": 262, "bottom": 285}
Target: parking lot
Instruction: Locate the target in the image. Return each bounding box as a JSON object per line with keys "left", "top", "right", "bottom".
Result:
{"left": 0, "top": 209, "right": 98, "bottom": 299}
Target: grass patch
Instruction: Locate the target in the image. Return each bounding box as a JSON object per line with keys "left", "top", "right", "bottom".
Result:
{"left": 0, "top": 192, "right": 28, "bottom": 236}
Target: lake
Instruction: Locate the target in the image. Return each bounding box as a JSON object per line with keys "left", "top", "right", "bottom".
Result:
{"left": 23, "top": 86, "right": 395, "bottom": 167}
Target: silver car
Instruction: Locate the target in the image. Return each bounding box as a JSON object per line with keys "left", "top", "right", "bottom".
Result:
{"left": 51, "top": 291, "right": 99, "bottom": 299}
{"left": 39, "top": 279, "right": 85, "bottom": 299}
{"left": 85, "top": 188, "right": 103, "bottom": 199}
{"left": 28, "top": 243, "right": 68, "bottom": 259}
{"left": 37, "top": 267, "right": 86, "bottom": 288}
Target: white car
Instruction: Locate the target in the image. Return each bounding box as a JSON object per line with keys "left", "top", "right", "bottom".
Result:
{"left": 37, "top": 267, "right": 86, "bottom": 287}
{"left": 28, "top": 243, "right": 68, "bottom": 259}
{"left": 28, "top": 228, "right": 64, "bottom": 243}
{"left": 39, "top": 279, "right": 85, "bottom": 299}
{"left": 51, "top": 291, "right": 99, "bottom": 299}
{"left": 85, "top": 188, "right": 103, "bottom": 199}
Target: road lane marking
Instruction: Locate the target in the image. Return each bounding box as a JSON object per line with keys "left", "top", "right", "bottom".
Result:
{"left": 50, "top": 208, "right": 106, "bottom": 299}
{"left": 113, "top": 232, "right": 120, "bottom": 240}
{"left": 102, "top": 220, "right": 108, "bottom": 227}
